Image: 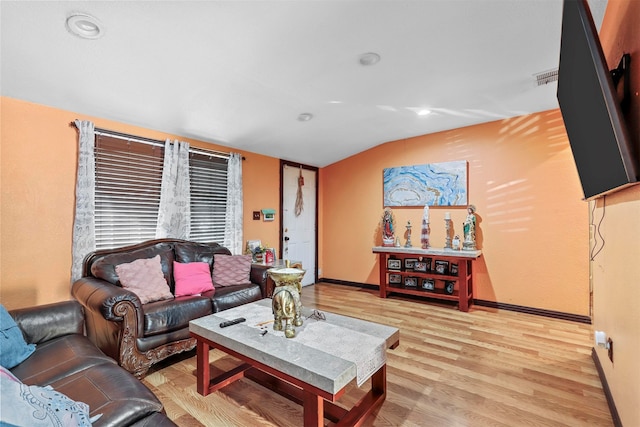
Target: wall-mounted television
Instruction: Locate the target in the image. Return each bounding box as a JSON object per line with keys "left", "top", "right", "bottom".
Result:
{"left": 557, "top": 0, "right": 638, "bottom": 200}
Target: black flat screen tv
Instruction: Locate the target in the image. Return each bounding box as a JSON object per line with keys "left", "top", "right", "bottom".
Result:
{"left": 557, "top": 0, "right": 638, "bottom": 200}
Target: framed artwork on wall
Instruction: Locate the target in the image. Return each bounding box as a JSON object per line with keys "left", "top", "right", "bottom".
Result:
{"left": 383, "top": 160, "right": 468, "bottom": 207}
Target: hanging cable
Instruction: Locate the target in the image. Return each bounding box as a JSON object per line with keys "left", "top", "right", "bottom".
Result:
{"left": 590, "top": 196, "right": 606, "bottom": 261}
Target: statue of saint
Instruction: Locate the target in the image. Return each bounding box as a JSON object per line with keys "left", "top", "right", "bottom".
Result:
{"left": 462, "top": 204, "right": 477, "bottom": 250}
{"left": 381, "top": 207, "right": 396, "bottom": 246}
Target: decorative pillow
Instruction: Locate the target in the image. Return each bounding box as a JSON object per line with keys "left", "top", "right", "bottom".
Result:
{"left": 212, "top": 254, "right": 253, "bottom": 287}
{"left": 0, "top": 304, "right": 36, "bottom": 369}
{"left": 0, "top": 366, "right": 98, "bottom": 427}
{"left": 173, "top": 261, "right": 215, "bottom": 297}
{"left": 115, "top": 255, "right": 173, "bottom": 304}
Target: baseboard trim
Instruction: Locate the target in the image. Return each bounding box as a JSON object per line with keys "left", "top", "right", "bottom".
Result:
{"left": 320, "top": 278, "right": 378, "bottom": 291}
{"left": 319, "top": 279, "right": 591, "bottom": 324}
{"left": 592, "top": 348, "right": 622, "bottom": 427}
{"left": 473, "top": 299, "right": 591, "bottom": 324}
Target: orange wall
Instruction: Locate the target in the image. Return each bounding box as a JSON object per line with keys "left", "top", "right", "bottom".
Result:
{"left": 321, "top": 109, "right": 590, "bottom": 315}
{"left": 0, "top": 97, "right": 280, "bottom": 309}
{"left": 591, "top": 0, "right": 640, "bottom": 425}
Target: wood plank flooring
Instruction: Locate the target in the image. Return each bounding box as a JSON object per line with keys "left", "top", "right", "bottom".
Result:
{"left": 142, "top": 283, "right": 613, "bottom": 426}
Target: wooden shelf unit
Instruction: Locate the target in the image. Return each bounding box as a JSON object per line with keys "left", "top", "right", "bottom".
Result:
{"left": 372, "top": 246, "right": 482, "bottom": 312}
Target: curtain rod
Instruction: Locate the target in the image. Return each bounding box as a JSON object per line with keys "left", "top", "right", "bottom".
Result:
{"left": 70, "top": 121, "right": 237, "bottom": 160}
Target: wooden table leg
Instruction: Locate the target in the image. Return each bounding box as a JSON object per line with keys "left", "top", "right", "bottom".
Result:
{"left": 196, "top": 339, "right": 210, "bottom": 396}
{"left": 379, "top": 253, "right": 388, "bottom": 298}
{"left": 303, "top": 390, "right": 324, "bottom": 427}
{"left": 458, "top": 260, "right": 469, "bottom": 312}
{"left": 336, "top": 365, "right": 387, "bottom": 427}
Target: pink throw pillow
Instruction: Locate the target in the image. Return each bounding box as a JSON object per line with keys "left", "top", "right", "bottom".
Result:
{"left": 173, "top": 261, "right": 215, "bottom": 297}
{"left": 115, "top": 255, "right": 173, "bottom": 304}
{"left": 212, "top": 254, "right": 252, "bottom": 287}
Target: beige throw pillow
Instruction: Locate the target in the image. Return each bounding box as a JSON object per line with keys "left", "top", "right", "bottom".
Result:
{"left": 115, "top": 255, "right": 173, "bottom": 304}
{"left": 212, "top": 254, "right": 252, "bottom": 286}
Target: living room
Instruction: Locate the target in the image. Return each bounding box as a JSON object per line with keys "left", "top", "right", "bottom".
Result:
{"left": 1, "top": 1, "right": 638, "bottom": 426}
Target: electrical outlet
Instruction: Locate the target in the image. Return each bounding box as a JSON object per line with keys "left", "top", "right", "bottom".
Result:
{"left": 253, "top": 211, "right": 260, "bottom": 220}
{"left": 607, "top": 338, "right": 613, "bottom": 363}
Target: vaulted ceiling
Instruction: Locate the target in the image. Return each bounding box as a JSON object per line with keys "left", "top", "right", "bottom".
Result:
{"left": 1, "top": 1, "right": 607, "bottom": 167}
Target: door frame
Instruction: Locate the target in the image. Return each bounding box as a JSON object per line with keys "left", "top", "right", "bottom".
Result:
{"left": 279, "top": 160, "right": 319, "bottom": 284}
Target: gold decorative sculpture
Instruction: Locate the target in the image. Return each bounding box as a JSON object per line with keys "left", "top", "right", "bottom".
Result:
{"left": 271, "top": 285, "right": 303, "bottom": 338}
{"left": 267, "top": 267, "right": 305, "bottom": 338}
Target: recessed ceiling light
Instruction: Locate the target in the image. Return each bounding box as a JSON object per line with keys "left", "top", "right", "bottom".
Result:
{"left": 359, "top": 52, "right": 381, "bottom": 66}
{"left": 417, "top": 109, "right": 432, "bottom": 116}
{"left": 297, "top": 113, "right": 313, "bottom": 122}
{"left": 66, "top": 13, "right": 104, "bottom": 40}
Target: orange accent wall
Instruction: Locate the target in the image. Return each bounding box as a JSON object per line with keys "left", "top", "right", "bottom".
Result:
{"left": 320, "top": 109, "right": 590, "bottom": 315}
{"left": 0, "top": 97, "right": 280, "bottom": 309}
{"left": 591, "top": 1, "right": 640, "bottom": 425}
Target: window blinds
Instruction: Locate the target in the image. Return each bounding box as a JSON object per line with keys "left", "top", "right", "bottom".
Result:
{"left": 94, "top": 135, "right": 163, "bottom": 249}
{"left": 93, "top": 134, "right": 229, "bottom": 250}
{"left": 189, "top": 152, "right": 228, "bottom": 243}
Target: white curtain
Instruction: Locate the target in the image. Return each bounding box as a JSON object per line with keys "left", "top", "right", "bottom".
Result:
{"left": 71, "top": 120, "right": 96, "bottom": 283}
{"left": 223, "top": 153, "right": 243, "bottom": 254}
{"left": 155, "top": 140, "right": 191, "bottom": 239}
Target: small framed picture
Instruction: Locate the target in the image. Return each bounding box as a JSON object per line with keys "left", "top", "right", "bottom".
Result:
{"left": 450, "top": 263, "right": 459, "bottom": 276}
{"left": 434, "top": 260, "right": 449, "bottom": 275}
{"left": 424, "top": 257, "right": 432, "bottom": 271}
{"left": 264, "top": 248, "right": 276, "bottom": 264}
{"left": 404, "top": 258, "right": 418, "bottom": 271}
{"left": 404, "top": 277, "right": 418, "bottom": 287}
{"left": 389, "top": 273, "right": 402, "bottom": 284}
{"left": 387, "top": 258, "right": 402, "bottom": 271}
{"left": 246, "top": 240, "right": 262, "bottom": 254}
{"left": 413, "top": 261, "right": 428, "bottom": 272}
{"left": 444, "top": 281, "right": 455, "bottom": 295}
{"left": 421, "top": 278, "right": 435, "bottom": 291}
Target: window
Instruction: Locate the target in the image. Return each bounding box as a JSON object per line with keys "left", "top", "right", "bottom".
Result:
{"left": 94, "top": 134, "right": 228, "bottom": 250}
{"left": 189, "top": 151, "right": 228, "bottom": 243}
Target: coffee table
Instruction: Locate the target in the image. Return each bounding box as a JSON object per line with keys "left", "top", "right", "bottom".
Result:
{"left": 189, "top": 299, "right": 400, "bottom": 427}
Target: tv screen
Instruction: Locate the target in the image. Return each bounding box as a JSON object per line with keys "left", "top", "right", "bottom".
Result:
{"left": 557, "top": 0, "right": 638, "bottom": 200}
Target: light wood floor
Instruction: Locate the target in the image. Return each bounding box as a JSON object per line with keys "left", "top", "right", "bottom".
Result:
{"left": 142, "top": 283, "right": 613, "bottom": 426}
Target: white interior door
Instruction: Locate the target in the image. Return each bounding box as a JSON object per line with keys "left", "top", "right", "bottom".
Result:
{"left": 281, "top": 164, "right": 317, "bottom": 286}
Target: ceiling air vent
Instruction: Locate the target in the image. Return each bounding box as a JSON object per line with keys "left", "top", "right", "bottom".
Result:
{"left": 534, "top": 68, "right": 559, "bottom": 86}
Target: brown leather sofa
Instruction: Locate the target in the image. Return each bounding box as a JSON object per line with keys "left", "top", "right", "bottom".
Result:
{"left": 8, "top": 300, "right": 176, "bottom": 427}
{"left": 72, "top": 239, "right": 270, "bottom": 378}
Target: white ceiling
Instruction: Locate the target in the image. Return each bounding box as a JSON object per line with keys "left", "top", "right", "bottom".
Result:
{"left": 1, "top": 1, "right": 607, "bottom": 167}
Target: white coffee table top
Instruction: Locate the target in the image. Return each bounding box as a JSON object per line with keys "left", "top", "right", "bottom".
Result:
{"left": 189, "top": 299, "right": 399, "bottom": 394}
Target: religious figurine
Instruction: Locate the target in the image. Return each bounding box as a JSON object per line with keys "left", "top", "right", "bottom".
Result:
{"left": 452, "top": 235, "right": 461, "bottom": 250}
{"left": 404, "top": 220, "right": 412, "bottom": 248}
{"left": 420, "top": 205, "right": 431, "bottom": 249}
{"left": 463, "top": 204, "right": 477, "bottom": 250}
{"left": 381, "top": 207, "right": 396, "bottom": 247}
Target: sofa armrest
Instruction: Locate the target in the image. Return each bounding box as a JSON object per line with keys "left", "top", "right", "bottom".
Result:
{"left": 72, "top": 277, "right": 147, "bottom": 361}
{"left": 9, "top": 300, "right": 84, "bottom": 345}
{"left": 72, "top": 277, "right": 144, "bottom": 323}
{"left": 250, "top": 264, "right": 269, "bottom": 298}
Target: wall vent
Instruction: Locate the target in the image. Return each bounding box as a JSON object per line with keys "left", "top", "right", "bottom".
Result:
{"left": 534, "top": 68, "right": 559, "bottom": 86}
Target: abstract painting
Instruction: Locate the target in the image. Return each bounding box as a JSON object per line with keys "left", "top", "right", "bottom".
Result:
{"left": 383, "top": 160, "right": 467, "bottom": 206}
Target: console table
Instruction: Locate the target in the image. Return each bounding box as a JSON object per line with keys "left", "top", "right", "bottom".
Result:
{"left": 372, "top": 246, "right": 482, "bottom": 312}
